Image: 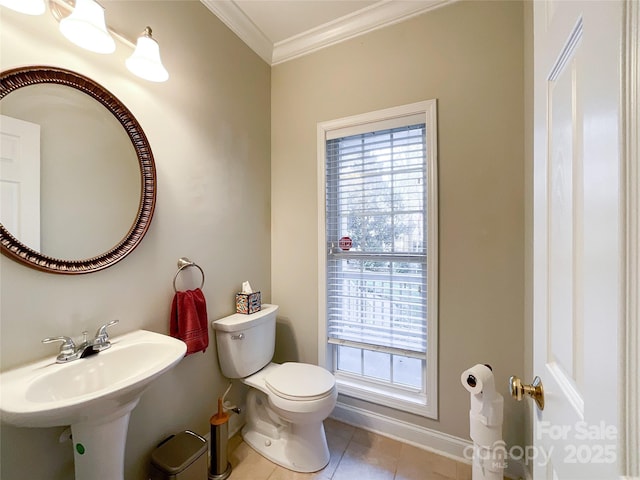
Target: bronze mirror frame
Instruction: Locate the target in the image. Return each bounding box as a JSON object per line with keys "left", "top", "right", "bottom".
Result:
{"left": 0, "top": 66, "right": 156, "bottom": 274}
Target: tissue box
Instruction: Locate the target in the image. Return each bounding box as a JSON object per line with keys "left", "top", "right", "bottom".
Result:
{"left": 236, "top": 291, "right": 261, "bottom": 314}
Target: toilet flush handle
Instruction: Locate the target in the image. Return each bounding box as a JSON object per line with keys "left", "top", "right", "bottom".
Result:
{"left": 231, "top": 333, "right": 244, "bottom": 340}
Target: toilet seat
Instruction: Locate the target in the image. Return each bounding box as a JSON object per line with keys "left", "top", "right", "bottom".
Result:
{"left": 265, "top": 362, "right": 335, "bottom": 401}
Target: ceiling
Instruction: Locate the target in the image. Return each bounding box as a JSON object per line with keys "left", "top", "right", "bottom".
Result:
{"left": 200, "top": 0, "right": 454, "bottom": 65}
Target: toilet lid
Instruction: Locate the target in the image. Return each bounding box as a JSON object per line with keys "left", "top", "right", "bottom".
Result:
{"left": 265, "top": 363, "right": 335, "bottom": 400}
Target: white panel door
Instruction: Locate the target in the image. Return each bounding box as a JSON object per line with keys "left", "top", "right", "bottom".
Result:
{"left": 532, "top": 1, "right": 623, "bottom": 478}
{"left": 0, "top": 114, "right": 41, "bottom": 251}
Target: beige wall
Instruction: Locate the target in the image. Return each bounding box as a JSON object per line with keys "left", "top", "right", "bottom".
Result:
{"left": 1, "top": 1, "right": 528, "bottom": 477}
{"left": 0, "top": 2, "right": 270, "bottom": 479}
{"left": 271, "top": 0, "right": 525, "bottom": 449}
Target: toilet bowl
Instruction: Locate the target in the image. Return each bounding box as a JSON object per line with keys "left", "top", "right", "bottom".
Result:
{"left": 211, "top": 305, "right": 337, "bottom": 473}
{"left": 242, "top": 362, "right": 337, "bottom": 472}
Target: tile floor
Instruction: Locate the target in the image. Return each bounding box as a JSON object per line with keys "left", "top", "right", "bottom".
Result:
{"left": 226, "top": 418, "right": 473, "bottom": 480}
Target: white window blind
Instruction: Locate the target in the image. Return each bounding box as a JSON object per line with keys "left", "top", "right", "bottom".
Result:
{"left": 326, "top": 122, "right": 428, "bottom": 358}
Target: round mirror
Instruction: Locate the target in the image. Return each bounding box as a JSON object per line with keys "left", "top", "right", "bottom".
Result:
{"left": 0, "top": 66, "right": 156, "bottom": 274}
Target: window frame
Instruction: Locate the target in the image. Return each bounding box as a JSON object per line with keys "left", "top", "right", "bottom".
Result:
{"left": 317, "top": 100, "right": 438, "bottom": 419}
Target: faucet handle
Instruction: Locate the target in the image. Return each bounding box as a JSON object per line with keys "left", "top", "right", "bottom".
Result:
{"left": 95, "top": 319, "right": 119, "bottom": 337}
{"left": 92, "top": 319, "right": 119, "bottom": 351}
{"left": 42, "top": 336, "right": 76, "bottom": 360}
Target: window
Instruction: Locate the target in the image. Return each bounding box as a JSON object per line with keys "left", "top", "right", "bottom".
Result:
{"left": 317, "top": 101, "right": 438, "bottom": 418}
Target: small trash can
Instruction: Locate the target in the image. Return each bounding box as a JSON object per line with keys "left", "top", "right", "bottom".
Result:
{"left": 149, "top": 430, "right": 208, "bottom": 480}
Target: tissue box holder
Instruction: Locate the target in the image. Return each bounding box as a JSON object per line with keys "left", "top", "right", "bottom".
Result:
{"left": 236, "top": 292, "right": 261, "bottom": 314}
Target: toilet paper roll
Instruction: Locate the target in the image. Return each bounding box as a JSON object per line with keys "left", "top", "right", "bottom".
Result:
{"left": 470, "top": 411, "right": 504, "bottom": 446}
{"left": 461, "top": 364, "right": 495, "bottom": 396}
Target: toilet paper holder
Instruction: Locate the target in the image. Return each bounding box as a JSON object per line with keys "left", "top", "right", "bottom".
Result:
{"left": 509, "top": 375, "right": 545, "bottom": 410}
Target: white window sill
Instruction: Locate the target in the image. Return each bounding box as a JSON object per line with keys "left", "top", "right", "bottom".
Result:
{"left": 335, "top": 374, "right": 437, "bottom": 419}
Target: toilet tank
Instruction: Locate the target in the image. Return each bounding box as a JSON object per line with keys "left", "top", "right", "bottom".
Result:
{"left": 211, "top": 304, "right": 278, "bottom": 378}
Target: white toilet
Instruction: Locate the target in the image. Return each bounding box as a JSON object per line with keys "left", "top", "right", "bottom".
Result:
{"left": 212, "top": 304, "right": 337, "bottom": 473}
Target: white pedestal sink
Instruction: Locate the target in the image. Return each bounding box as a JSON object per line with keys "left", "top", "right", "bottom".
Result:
{"left": 0, "top": 330, "right": 187, "bottom": 480}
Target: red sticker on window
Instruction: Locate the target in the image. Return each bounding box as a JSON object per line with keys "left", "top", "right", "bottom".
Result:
{"left": 339, "top": 236, "right": 352, "bottom": 251}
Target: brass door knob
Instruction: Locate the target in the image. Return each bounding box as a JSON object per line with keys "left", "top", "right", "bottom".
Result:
{"left": 509, "top": 375, "right": 544, "bottom": 410}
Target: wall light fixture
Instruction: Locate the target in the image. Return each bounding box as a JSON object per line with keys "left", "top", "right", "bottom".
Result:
{"left": 0, "top": 0, "right": 169, "bottom": 82}
{"left": 59, "top": 0, "right": 115, "bottom": 54}
{"left": 126, "top": 27, "right": 169, "bottom": 83}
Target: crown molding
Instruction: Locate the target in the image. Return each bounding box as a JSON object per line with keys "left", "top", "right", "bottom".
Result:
{"left": 200, "top": 0, "right": 274, "bottom": 64}
{"left": 272, "top": 0, "right": 453, "bottom": 65}
{"left": 201, "top": 0, "right": 455, "bottom": 66}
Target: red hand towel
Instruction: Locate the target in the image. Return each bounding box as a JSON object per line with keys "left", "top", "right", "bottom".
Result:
{"left": 170, "top": 288, "right": 209, "bottom": 355}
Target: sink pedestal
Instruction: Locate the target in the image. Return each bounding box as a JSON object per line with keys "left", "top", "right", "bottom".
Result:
{"left": 70, "top": 400, "right": 139, "bottom": 480}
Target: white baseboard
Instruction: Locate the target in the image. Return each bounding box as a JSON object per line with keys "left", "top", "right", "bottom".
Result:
{"left": 331, "top": 401, "right": 528, "bottom": 480}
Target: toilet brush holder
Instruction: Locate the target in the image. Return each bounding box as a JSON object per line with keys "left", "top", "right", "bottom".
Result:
{"left": 209, "top": 399, "right": 231, "bottom": 480}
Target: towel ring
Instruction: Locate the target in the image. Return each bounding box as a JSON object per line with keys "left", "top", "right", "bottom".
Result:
{"left": 173, "top": 257, "right": 205, "bottom": 292}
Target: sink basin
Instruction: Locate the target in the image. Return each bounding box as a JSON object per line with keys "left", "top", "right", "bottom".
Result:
{"left": 1, "top": 329, "right": 186, "bottom": 427}
{"left": 0, "top": 329, "right": 186, "bottom": 479}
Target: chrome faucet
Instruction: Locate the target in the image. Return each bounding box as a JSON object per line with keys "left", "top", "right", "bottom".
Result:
{"left": 42, "top": 320, "right": 119, "bottom": 363}
{"left": 91, "top": 319, "right": 119, "bottom": 352}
